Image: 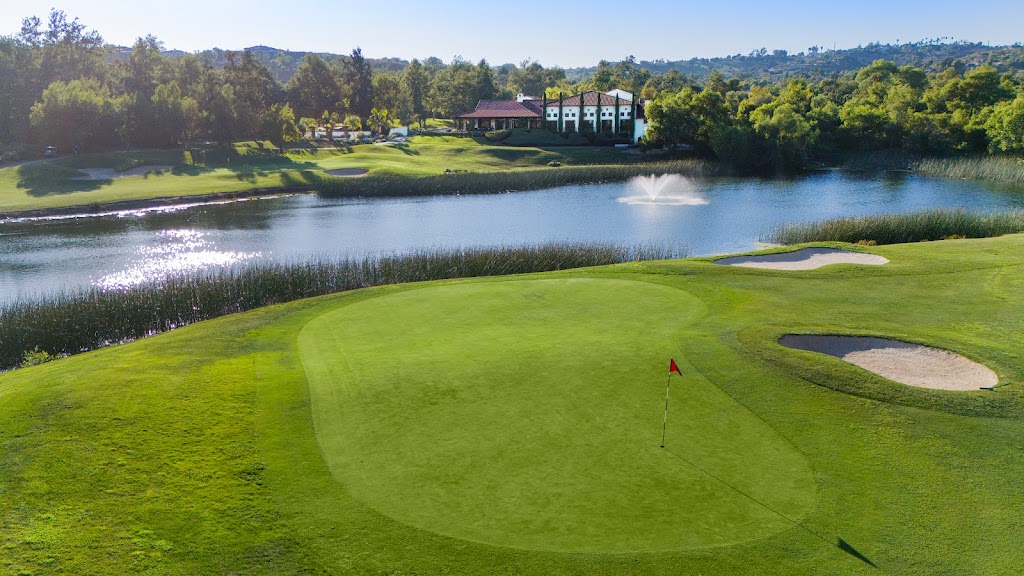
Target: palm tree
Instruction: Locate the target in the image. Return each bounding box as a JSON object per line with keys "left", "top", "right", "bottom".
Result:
{"left": 367, "top": 107, "right": 393, "bottom": 137}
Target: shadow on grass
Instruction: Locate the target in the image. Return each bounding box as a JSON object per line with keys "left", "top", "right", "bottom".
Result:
{"left": 838, "top": 538, "right": 877, "bottom": 568}
{"left": 17, "top": 164, "right": 109, "bottom": 197}
{"left": 17, "top": 147, "right": 326, "bottom": 195}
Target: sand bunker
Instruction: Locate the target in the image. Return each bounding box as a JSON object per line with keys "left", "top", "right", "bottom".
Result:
{"left": 780, "top": 335, "right": 998, "bottom": 391}
{"left": 76, "top": 166, "right": 172, "bottom": 180}
{"left": 324, "top": 168, "right": 369, "bottom": 177}
{"left": 716, "top": 248, "right": 888, "bottom": 270}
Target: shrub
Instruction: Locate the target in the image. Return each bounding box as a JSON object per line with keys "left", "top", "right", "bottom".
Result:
{"left": 21, "top": 347, "right": 56, "bottom": 368}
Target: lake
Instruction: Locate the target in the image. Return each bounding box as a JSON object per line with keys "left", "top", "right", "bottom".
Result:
{"left": 2, "top": 170, "right": 1022, "bottom": 304}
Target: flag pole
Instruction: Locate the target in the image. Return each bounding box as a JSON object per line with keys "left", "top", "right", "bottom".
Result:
{"left": 660, "top": 371, "right": 672, "bottom": 448}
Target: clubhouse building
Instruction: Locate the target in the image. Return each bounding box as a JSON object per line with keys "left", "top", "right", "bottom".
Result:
{"left": 455, "top": 90, "right": 648, "bottom": 143}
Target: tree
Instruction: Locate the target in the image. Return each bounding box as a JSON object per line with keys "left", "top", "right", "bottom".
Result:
{"left": 342, "top": 114, "right": 362, "bottom": 131}
{"left": 750, "top": 103, "right": 814, "bottom": 170}
{"left": 151, "top": 81, "right": 186, "bottom": 146}
{"left": 372, "top": 72, "right": 409, "bottom": 124}
{"left": 286, "top": 54, "right": 341, "bottom": 120}
{"left": 262, "top": 103, "right": 300, "bottom": 146}
{"left": 18, "top": 10, "right": 106, "bottom": 84}
{"left": 985, "top": 93, "right": 1024, "bottom": 153}
{"left": 403, "top": 59, "right": 428, "bottom": 126}
{"left": 343, "top": 47, "right": 374, "bottom": 121}
{"left": 29, "top": 78, "right": 109, "bottom": 149}
{"left": 591, "top": 60, "right": 614, "bottom": 92}
{"left": 472, "top": 59, "right": 497, "bottom": 103}
{"left": 367, "top": 107, "right": 393, "bottom": 136}
{"left": 643, "top": 87, "right": 730, "bottom": 154}
{"left": 839, "top": 100, "right": 891, "bottom": 150}
{"left": 224, "top": 50, "right": 282, "bottom": 140}
{"left": 426, "top": 57, "right": 476, "bottom": 117}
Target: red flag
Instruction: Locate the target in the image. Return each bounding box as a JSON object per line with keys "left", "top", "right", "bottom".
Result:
{"left": 670, "top": 359, "right": 682, "bottom": 376}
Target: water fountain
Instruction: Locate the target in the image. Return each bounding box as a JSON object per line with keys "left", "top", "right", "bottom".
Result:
{"left": 618, "top": 174, "right": 709, "bottom": 206}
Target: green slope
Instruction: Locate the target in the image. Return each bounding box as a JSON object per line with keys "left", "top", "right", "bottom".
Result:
{"left": 0, "top": 138, "right": 639, "bottom": 214}
{"left": 2, "top": 237, "right": 1024, "bottom": 574}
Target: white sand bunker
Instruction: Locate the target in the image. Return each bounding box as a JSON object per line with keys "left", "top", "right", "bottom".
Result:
{"left": 76, "top": 166, "right": 172, "bottom": 180}
{"left": 716, "top": 248, "right": 888, "bottom": 270}
{"left": 780, "top": 335, "right": 998, "bottom": 391}
{"left": 324, "top": 168, "right": 369, "bottom": 177}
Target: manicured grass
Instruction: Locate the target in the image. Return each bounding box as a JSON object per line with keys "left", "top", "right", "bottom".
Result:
{"left": 0, "top": 137, "right": 655, "bottom": 214}
{"left": 299, "top": 279, "right": 814, "bottom": 553}
{"left": 3, "top": 236, "right": 1024, "bottom": 573}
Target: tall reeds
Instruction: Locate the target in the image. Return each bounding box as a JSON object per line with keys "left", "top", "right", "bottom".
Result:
{"left": 770, "top": 209, "right": 1024, "bottom": 245}
{"left": 0, "top": 244, "right": 675, "bottom": 370}
{"left": 841, "top": 152, "right": 1024, "bottom": 186}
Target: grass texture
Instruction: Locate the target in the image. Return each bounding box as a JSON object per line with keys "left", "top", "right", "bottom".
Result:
{"left": 2, "top": 236, "right": 1024, "bottom": 574}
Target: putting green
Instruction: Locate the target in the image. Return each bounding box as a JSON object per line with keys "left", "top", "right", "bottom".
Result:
{"left": 299, "top": 278, "right": 816, "bottom": 553}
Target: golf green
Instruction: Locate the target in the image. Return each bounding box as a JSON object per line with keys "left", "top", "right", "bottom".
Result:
{"left": 299, "top": 278, "right": 817, "bottom": 552}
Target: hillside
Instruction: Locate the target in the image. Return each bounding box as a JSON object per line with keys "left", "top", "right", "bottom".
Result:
{"left": 565, "top": 41, "right": 1024, "bottom": 81}
{"left": 108, "top": 41, "right": 1024, "bottom": 83}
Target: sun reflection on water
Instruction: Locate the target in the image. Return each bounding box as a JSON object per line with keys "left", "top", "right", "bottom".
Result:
{"left": 96, "top": 229, "right": 261, "bottom": 289}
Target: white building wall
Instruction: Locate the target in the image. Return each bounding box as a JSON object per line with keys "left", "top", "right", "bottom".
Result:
{"left": 634, "top": 119, "right": 648, "bottom": 143}
{"left": 544, "top": 103, "right": 633, "bottom": 132}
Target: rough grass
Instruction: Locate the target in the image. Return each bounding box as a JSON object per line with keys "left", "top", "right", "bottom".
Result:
{"left": 2, "top": 236, "right": 1024, "bottom": 573}
{"left": 0, "top": 244, "right": 673, "bottom": 370}
{"left": 770, "top": 209, "right": 1024, "bottom": 245}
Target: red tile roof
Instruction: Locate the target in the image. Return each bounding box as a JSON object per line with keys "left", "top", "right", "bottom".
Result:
{"left": 455, "top": 100, "right": 542, "bottom": 119}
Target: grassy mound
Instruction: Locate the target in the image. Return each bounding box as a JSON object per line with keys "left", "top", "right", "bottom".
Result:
{"left": 2, "top": 236, "right": 1024, "bottom": 573}
{"left": 299, "top": 279, "right": 814, "bottom": 552}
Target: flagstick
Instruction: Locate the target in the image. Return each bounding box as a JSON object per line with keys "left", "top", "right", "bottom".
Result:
{"left": 660, "top": 372, "right": 672, "bottom": 448}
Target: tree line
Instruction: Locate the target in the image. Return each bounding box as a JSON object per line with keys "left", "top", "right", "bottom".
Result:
{"left": 1, "top": 9, "right": 1023, "bottom": 169}
{"left": 0, "top": 11, "right": 579, "bottom": 153}
{"left": 643, "top": 61, "right": 1024, "bottom": 173}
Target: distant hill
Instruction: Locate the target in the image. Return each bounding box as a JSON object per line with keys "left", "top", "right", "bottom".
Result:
{"left": 565, "top": 42, "right": 1024, "bottom": 81}
{"left": 108, "top": 41, "right": 1024, "bottom": 84}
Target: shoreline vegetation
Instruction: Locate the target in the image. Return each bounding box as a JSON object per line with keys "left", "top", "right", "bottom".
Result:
{"left": 770, "top": 208, "right": 1024, "bottom": 245}
{"left": 0, "top": 244, "right": 675, "bottom": 371}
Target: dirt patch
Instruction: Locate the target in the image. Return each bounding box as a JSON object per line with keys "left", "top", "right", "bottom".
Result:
{"left": 715, "top": 248, "right": 889, "bottom": 270}
{"left": 779, "top": 335, "right": 998, "bottom": 391}
{"left": 75, "top": 166, "right": 173, "bottom": 180}
{"left": 324, "top": 168, "right": 369, "bottom": 178}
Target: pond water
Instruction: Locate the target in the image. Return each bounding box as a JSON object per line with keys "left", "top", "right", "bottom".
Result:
{"left": 1, "top": 170, "right": 1023, "bottom": 304}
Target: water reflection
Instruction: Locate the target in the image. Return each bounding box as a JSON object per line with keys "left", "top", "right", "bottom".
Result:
{"left": 1, "top": 171, "right": 1023, "bottom": 302}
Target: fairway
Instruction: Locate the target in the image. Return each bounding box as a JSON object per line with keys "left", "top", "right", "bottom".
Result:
{"left": 299, "top": 279, "right": 816, "bottom": 552}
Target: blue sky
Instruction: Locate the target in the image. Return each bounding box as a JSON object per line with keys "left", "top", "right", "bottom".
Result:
{"left": 1, "top": 0, "right": 1021, "bottom": 67}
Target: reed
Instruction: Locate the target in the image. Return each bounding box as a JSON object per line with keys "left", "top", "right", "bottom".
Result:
{"left": 770, "top": 208, "right": 1024, "bottom": 246}
{"left": 0, "top": 244, "right": 676, "bottom": 370}
{"left": 914, "top": 156, "right": 1024, "bottom": 186}
{"left": 313, "top": 161, "right": 722, "bottom": 198}
{"left": 840, "top": 152, "right": 1024, "bottom": 186}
